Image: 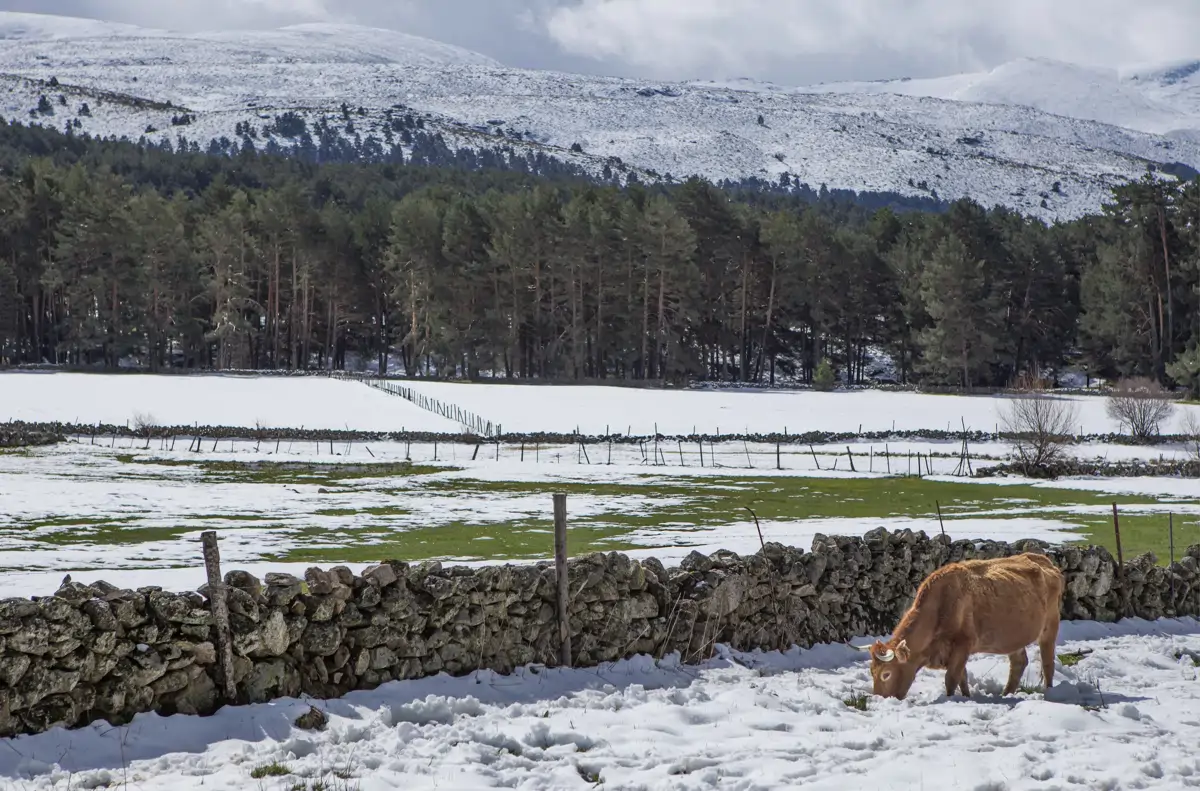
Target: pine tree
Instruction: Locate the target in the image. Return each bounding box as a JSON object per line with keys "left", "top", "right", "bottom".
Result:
{"left": 916, "top": 234, "right": 1002, "bottom": 386}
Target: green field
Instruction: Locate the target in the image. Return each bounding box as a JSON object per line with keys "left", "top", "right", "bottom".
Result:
{"left": 7, "top": 453, "right": 1199, "bottom": 570}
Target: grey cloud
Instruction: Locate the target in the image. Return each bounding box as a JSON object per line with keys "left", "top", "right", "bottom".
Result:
{"left": 3, "top": 0, "right": 1200, "bottom": 84}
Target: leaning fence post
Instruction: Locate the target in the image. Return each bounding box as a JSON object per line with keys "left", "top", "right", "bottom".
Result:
{"left": 201, "top": 531, "right": 237, "bottom": 703}
{"left": 553, "top": 493, "right": 571, "bottom": 667}
{"left": 1112, "top": 503, "right": 1128, "bottom": 617}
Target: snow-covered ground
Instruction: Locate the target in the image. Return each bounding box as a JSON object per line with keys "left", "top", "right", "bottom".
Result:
{"left": 0, "top": 371, "right": 461, "bottom": 432}
{"left": 0, "top": 13, "right": 1197, "bottom": 220}
{"left": 2, "top": 434, "right": 1198, "bottom": 599}
{"left": 398, "top": 379, "right": 1200, "bottom": 437}
{"left": 3, "top": 617, "right": 1200, "bottom": 790}
{"left": 4, "top": 372, "right": 1200, "bottom": 598}
{"left": 807, "top": 56, "right": 1200, "bottom": 136}
{"left": 14, "top": 371, "right": 1200, "bottom": 438}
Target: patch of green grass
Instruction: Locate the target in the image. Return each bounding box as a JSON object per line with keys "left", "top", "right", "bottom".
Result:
{"left": 115, "top": 456, "right": 451, "bottom": 487}
{"left": 250, "top": 762, "right": 291, "bottom": 779}
{"left": 278, "top": 518, "right": 636, "bottom": 565}
{"left": 843, "top": 691, "right": 870, "bottom": 711}
{"left": 416, "top": 474, "right": 1200, "bottom": 564}
{"left": 1057, "top": 650, "right": 1091, "bottom": 667}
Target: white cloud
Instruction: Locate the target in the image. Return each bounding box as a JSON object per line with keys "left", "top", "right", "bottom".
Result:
{"left": 67, "top": 0, "right": 336, "bottom": 31}
{"left": 543, "top": 0, "right": 1200, "bottom": 82}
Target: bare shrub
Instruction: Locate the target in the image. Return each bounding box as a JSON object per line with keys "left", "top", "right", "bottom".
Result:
{"left": 132, "top": 411, "right": 157, "bottom": 434}
{"left": 998, "top": 379, "right": 1079, "bottom": 475}
{"left": 1180, "top": 411, "right": 1200, "bottom": 461}
{"left": 1105, "top": 377, "right": 1175, "bottom": 442}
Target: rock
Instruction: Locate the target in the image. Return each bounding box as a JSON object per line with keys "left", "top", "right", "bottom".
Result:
{"left": 243, "top": 611, "right": 289, "bottom": 658}
{"left": 421, "top": 576, "right": 456, "bottom": 601}
{"left": 37, "top": 597, "right": 80, "bottom": 624}
{"left": 19, "top": 694, "right": 77, "bottom": 732}
{"left": 302, "top": 595, "right": 338, "bottom": 623}
{"left": 294, "top": 705, "right": 328, "bottom": 731}
{"left": 0, "top": 654, "right": 31, "bottom": 686}
{"left": 225, "top": 570, "right": 263, "bottom": 598}
{"left": 18, "top": 664, "right": 80, "bottom": 708}
{"left": 264, "top": 574, "right": 304, "bottom": 606}
{"left": 0, "top": 599, "right": 38, "bottom": 621}
{"left": 53, "top": 582, "right": 103, "bottom": 605}
{"left": 226, "top": 587, "right": 261, "bottom": 621}
{"left": 705, "top": 575, "right": 750, "bottom": 619}
{"left": 8, "top": 620, "right": 51, "bottom": 656}
{"left": 81, "top": 599, "right": 118, "bottom": 631}
{"left": 148, "top": 591, "right": 212, "bottom": 626}
{"left": 363, "top": 564, "right": 398, "bottom": 589}
{"left": 302, "top": 622, "right": 342, "bottom": 657}
{"left": 173, "top": 672, "right": 217, "bottom": 715}
{"left": 191, "top": 642, "right": 217, "bottom": 665}
{"left": 244, "top": 661, "right": 291, "bottom": 704}
{"left": 358, "top": 585, "right": 382, "bottom": 609}
{"left": 305, "top": 567, "right": 340, "bottom": 596}
{"left": 370, "top": 646, "right": 397, "bottom": 670}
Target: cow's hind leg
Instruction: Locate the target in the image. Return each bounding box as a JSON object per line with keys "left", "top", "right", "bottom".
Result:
{"left": 1003, "top": 648, "right": 1028, "bottom": 696}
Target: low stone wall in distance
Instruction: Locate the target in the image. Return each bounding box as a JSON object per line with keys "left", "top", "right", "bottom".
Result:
{"left": 1, "top": 528, "right": 1194, "bottom": 738}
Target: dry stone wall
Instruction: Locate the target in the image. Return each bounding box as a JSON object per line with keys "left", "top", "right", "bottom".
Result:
{"left": 2, "top": 528, "right": 1196, "bottom": 737}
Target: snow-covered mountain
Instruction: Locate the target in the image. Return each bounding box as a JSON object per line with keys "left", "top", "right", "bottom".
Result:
{"left": 805, "top": 58, "right": 1196, "bottom": 137}
{"left": 1, "top": 12, "right": 1198, "bottom": 221}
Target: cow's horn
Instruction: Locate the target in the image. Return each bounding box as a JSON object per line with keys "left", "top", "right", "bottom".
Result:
{"left": 877, "top": 648, "right": 896, "bottom": 662}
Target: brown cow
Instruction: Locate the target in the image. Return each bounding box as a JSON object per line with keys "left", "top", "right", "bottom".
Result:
{"left": 852, "top": 552, "right": 1064, "bottom": 700}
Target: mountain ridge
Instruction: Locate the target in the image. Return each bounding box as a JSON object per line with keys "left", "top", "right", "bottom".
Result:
{"left": 0, "top": 11, "right": 1196, "bottom": 221}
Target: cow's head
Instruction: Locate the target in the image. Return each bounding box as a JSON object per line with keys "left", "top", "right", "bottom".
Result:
{"left": 856, "top": 639, "right": 917, "bottom": 699}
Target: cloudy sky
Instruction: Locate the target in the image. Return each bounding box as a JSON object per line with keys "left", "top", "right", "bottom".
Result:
{"left": 3, "top": 0, "right": 1200, "bottom": 84}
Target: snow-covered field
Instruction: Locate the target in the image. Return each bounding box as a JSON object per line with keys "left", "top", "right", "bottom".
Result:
{"left": 3, "top": 372, "right": 1200, "bottom": 599}
{"left": 398, "top": 379, "right": 1200, "bottom": 437}
{"left": 1, "top": 12, "right": 1197, "bottom": 220}
{"left": 8, "top": 370, "right": 1200, "bottom": 438}
{"left": 0, "top": 371, "right": 461, "bottom": 432}
{"left": 3, "top": 617, "right": 1200, "bottom": 790}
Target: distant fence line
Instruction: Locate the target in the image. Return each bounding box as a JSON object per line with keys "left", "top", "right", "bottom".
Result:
{"left": 330, "top": 371, "right": 501, "bottom": 438}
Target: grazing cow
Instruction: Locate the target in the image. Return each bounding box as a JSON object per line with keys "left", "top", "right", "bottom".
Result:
{"left": 852, "top": 552, "right": 1064, "bottom": 700}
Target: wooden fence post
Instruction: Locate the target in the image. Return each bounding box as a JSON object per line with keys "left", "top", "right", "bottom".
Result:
{"left": 553, "top": 493, "right": 571, "bottom": 668}
{"left": 1112, "top": 503, "right": 1128, "bottom": 616}
{"left": 1169, "top": 512, "right": 1176, "bottom": 609}
{"left": 201, "top": 531, "right": 237, "bottom": 703}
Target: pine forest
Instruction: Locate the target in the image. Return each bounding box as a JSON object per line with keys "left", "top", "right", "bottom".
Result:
{"left": 0, "top": 118, "right": 1198, "bottom": 394}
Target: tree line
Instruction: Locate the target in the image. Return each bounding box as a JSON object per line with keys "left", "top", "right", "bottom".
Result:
{"left": 0, "top": 117, "right": 1198, "bottom": 392}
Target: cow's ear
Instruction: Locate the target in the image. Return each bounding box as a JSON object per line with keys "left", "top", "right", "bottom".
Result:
{"left": 895, "top": 639, "right": 910, "bottom": 661}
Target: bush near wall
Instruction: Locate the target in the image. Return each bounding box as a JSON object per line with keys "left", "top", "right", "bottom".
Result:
{"left": 0, "top": 528, "right": 1191, "bottom": 737}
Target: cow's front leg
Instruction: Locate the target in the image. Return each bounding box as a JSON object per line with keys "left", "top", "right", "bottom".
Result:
{"left": 944, "top": 641, "right": 970, "bottom": 698}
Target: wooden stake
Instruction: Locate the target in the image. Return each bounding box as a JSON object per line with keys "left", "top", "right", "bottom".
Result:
{"left": 553, "top": 493, "right": 571, "bottom": 668}
{"left": 935, "top": 500, "right": 947, "bottom": 538}
{"left": 1113, "top": 503, "right": 1128, "bottom": 616}
{"left": 776, "top": 442, "right": 781, "bottom": 470}
{"left": 809, "top": 444, "right": 820, "bottom": 470}
{"left": 201, "top": 531, "right": 237, "bottom": 703}
{"left": 1170, "top": 512, "right": 1176, "bottom": 606}
{"left": 845, "top": 446, "right": 856, "bottom": 473}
